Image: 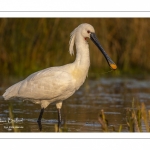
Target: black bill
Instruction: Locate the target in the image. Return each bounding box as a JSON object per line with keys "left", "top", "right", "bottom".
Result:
{"left": 90, "top": 32, "right": 117, "bottom": 70}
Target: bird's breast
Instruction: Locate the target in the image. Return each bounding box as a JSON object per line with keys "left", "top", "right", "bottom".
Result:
{"left": 71, "top": 68, "right": 87, "bottom": 90}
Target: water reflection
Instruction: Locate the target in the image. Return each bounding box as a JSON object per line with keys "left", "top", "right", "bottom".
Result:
{"left": 0, "top": 78, "right": 150, "bottom": 132}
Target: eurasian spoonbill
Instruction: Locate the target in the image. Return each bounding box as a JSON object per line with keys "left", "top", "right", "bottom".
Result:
{"left": 2, "top": 23, "right": 117, "bottom": 130}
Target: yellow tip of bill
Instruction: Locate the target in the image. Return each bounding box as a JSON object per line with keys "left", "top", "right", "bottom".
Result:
{"left": 110, "top": 64, "right": 117, "bottom": 70}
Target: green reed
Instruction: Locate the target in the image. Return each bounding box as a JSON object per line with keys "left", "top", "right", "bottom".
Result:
{"left": 1, "top": 18, "right": 150, "bottom": 82}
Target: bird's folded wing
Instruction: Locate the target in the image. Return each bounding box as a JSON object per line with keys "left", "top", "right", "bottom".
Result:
{"left": 3, "top": 68, "right": 76, "bottom": 100}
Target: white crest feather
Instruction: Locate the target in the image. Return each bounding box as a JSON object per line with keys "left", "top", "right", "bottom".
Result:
{"left": 69, "top": 27, "right": 77, "bottom": 56}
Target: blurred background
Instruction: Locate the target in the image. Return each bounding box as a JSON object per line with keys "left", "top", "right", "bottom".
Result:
{"left": 0, "top": 18, "right": 150, "bottom": 84}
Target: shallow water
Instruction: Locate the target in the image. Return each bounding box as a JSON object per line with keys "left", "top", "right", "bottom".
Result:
{"left": 0, "top": 77, "right": 150, "bottom": 132}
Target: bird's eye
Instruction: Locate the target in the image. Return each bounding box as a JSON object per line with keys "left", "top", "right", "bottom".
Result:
{"left": 87, "top": 30, "right": 90, "bottom": 33}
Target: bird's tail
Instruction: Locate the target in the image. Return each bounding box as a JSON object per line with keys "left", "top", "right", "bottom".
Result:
{"left": 2, "top": 81, "right": 23, "bottom": 100}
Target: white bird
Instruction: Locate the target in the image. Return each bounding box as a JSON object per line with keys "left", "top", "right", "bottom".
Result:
{"left": 2, "top": 23, "right": 117, "bottom": 130}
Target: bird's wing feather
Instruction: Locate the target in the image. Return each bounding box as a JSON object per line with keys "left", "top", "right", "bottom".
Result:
{"left": 3, "top": 67, "right": 76, "bottom": 100}
{"left": 18, "top": 70, "right": 75, "bottom": 99}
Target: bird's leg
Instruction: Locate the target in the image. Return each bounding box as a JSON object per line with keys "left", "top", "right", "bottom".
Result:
{"left": 58, "top": 108, "right": 61, "bottom": 127}
{"left": 37, "top": 108, "right": 45, "bottom": 122}
{"left": 56, "top": 102, "right": 62, "bottom": 131}
{"left": 37, "top": 108, "right": 44, "bottom": 131}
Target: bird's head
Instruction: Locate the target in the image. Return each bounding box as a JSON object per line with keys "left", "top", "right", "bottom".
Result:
{"left": 69, "top": 23, "right": 117, "bottom": 70}
{"left": 78, "top": 23, "right": 95, "bottom": 39}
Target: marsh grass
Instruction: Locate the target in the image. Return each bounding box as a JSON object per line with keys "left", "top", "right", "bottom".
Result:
{"left": 98, "top": 109, "right": 109, "bottom": 132}
{"left": 8, "top": 102, "right": 19, "bottom": 132}
{"left": 1, "top": 18, "right": 150, "bottom": 82}
{"left": 98, "top": 99, "right": 150, "bottom": 132}
{"left": 126, "top": 99, "right": 150, "bottom": 132}
{"left": 98, "top": 109, "right": 122, "bottom": 132}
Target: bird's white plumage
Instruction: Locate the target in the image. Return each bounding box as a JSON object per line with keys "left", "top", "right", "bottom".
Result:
{"left": 3, "top": 23, "right": 95, "bottom": 109}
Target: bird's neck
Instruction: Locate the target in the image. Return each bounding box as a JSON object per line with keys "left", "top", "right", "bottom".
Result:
{"left": 74, "top": 38, "right": 90, "bottom": 71}
{"left": 70, "top": 37, "right": 90, "bottom": 90}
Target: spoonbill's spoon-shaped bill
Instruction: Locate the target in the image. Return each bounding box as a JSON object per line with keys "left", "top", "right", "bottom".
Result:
{"left": 90, "top": 33, "right": 117, "bottom": 70}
